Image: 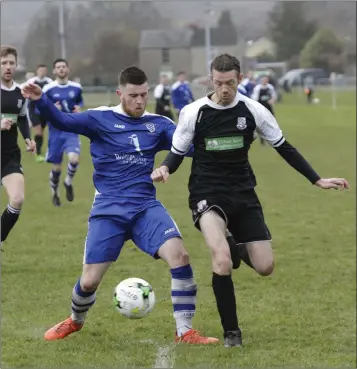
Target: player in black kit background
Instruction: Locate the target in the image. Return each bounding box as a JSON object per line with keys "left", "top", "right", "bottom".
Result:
{"left": 151, "top": 53, "right": 349, "bottom": 348}
{"left": 25, "top": 64, "right": 53, "bottom": 162}
{"left": 1, "top": 45, "right": 36, "bottom": 246}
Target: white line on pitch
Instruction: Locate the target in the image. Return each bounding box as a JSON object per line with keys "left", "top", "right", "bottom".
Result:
{"left": 154, "top": 345, "right": 175, "bottom": 368}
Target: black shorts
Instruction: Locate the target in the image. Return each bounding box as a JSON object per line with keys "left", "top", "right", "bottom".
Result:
{"left": 191, "top": 190, "right": 271, "bottom": 244}
{"left": 28, "top": 107, "right": 46, "bottom": 128}
{"left": 1, "top": 150, "right": 23, "bottom": 179}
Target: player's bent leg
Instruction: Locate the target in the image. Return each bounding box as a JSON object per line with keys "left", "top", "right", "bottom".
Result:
{"left": 245, "top": 240, "right": 274, "bottom": 276}
{"left": 32, "top": 124, "right": 45, "bottom": 161}
{"left": 50, "top": 164, "right": 62, "bottom": 207}
{"left": 45, "top": 217, "right": 125, "bottom": 341}
{"left": 47, "top": 135, "right": 65, "bottom": 206}
{"left": 157, "top": 238, "right": 219, "bottom": 345}
{"left": 199, "top": 210, "right": 242, "bottom": 347}
{"left": 63, "top": 152, "right": 80, "bottom": 202}
{"left": 132, "top": 203, "right": 218, "bottom": 344}
{"left": 44, "top": 262, "right": 112, "bottom": 341}
{"left": 1, "top": 173, "right": 24, "bottom": 242}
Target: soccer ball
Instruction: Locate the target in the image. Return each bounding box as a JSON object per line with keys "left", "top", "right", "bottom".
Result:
{"left": 113, "top": 277, "right": 155, "bottom": 319}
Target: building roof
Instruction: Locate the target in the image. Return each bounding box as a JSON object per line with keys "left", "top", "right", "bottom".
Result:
{"left": 139, "top": 29, "right": 193, "bottom": 49}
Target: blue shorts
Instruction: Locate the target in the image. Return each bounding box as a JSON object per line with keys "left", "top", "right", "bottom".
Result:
{"left": 83, "top": 201, "right": 182, "bottom": 264}
{"left": 46, "top": 132, "right": 81, "bottom": 164}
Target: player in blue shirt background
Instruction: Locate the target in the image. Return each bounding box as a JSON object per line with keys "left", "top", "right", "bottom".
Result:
{"left": 22, "top": 66, "right": 219, "bottom": 345}
{"left": 171, "top": 71, "right": 194, "bottom": 116}
{"left": 42, "top": 58, "right": 84, "bottom": 207}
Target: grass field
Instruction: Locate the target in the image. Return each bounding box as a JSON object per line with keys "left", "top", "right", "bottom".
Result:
{"left": 1, "top": 90, "right": 356, "bottom": 368}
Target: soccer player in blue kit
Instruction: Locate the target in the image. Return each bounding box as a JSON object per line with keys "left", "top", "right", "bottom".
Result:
{"left": 43, "top": 58, "right": 84, "bottom": 206}
{"left": 22, "top": 66, "right": 219, "bottom": 344}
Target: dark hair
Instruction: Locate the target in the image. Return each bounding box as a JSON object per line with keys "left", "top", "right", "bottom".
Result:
{"left": 37, "top": 64, "right": 47, "bottom": 69}
{"left": 177, "top": 71, "right": 185, "bottom": 76}
{"left": 53, "top": 58, "right": 68, "bottom": 68}
{"left": 1, "top": 45, "right": 17, "bottom": 61}
{"left": 210, "top": 53, "right": 241, "bottom": 75}
{"left": 119, "top": 66, "right": 148, "bottom": 86}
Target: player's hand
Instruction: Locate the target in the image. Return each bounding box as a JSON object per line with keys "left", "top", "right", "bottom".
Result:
{"left": 54, "top": 102, "right": 62, "bottom": 110}
{"left": 72, "top": 105, "right": 81, "bottom": 113}
{"left": 151, "top": 166, "right": 170, "bottom": 183}
{"left": 21, "top": 83, "right": 42, "bottom": 100}
{"left": 315, "top": 178, "right": 350, "bottom": 190}
{"left": 25, "top": 138, "right": 36, "bottom": 154}
{"left": 164, "top": 106, "right": 171, "bottom": 112}
{"left": 1, "top": 118, "right": 13, "bottom": 130}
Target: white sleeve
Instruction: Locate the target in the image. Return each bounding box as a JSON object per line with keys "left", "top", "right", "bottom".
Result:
{"left": 171, "top": 105, "right": 196, "bottom": 155}
{"left": 19, "top": 99, "right": 28, "bottom": 117}
{"left": 154, "top": 84, "right": 164, "bottom": 99}
{"left": 251, "top": 85, "right": 260, "bottom": 101}
{"left": 246, "top": 98, "right": 285, "bottom": 147}
{"left": 42, "top": 84, "right": 50, "bottom": 94}
{"left": 269, "top": 84, "right": 277, "bottom": 102}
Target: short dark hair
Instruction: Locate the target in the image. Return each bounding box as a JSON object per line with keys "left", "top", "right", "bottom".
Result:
{"left": 210, "top": 53, "right": 241, "bottom": 75}
{"left": 119, "top": 66, "right": 148, "bottom": 86}
{"left": 177, "top": 71, "right": 185, "bottom": 76}
{"left": 53, "top": 58, "right": 68, "bottom": 68}
{"left": 1, "top": 45, "right": 17, "bottom": 61}
{"left": 37, "top": 64, "right": 47, "bottom": 69}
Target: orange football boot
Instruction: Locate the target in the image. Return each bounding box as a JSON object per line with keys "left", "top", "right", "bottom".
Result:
{"left": 44, "top": 317, "right": 83, "bottom": 341}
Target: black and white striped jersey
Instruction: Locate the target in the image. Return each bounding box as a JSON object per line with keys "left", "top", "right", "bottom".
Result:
{"left": 26, "top": 76, "right": 53, "bottom": 113}
{"left": 251, "top": 83, "right": 276, "bottom": 106}
{"left": 171, "top": 92, "right": 285, "bottom": 207}
{"left": 26, "top": 76, "right": 53, "bottom": 90}
{"left": 1, "top": 82, "right": 28, "bottom": 153}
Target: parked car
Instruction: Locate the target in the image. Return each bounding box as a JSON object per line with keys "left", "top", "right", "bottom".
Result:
{"left": 279, "top": 68, "right": 330, "bottom": 92}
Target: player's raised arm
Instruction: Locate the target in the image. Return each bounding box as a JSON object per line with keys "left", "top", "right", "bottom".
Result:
{"left": 22, "top": 83, "right": 97, "bottom": 139}
{"left": 250, "top": 99, "right": 349, "bottom": 190}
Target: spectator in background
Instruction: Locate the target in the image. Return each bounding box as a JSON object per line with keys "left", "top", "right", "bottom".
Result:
{"left": 171, "top": 71, "right": 194, "bottom": 116}
{"left": 154, "top": 74, "right": 173, "bottom": 120}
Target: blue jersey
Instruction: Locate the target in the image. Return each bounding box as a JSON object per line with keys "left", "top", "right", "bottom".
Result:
{"left": 240, "top": 78, "right": 256, "bottom": 97}
{"left": 238, "top": 84, "right": 248, "bottom": 96}
{"left": 35, "top": 94, "right": 193, "bottom": 214}
{"left": 171, "top": 81, "right": 194, "bottom": 111}
{"left": 42, "top": 80, "right": 84, "bottom": 133}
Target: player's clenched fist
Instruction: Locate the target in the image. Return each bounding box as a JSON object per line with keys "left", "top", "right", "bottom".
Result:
{"left": 21, "top": 83, "right": 42, "bottom": 100}
{"left": 151, "top": 166, "right": 170, "bottom": 183}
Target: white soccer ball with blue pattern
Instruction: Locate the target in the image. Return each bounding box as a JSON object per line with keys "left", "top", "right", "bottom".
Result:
{"left": 113, "top": 277, "right": 155, "bottom": 319}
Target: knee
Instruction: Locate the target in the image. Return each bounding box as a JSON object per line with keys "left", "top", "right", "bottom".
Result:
{"left": 70, "top": 159, "right": 79, "bottom": 166}
{"left": 171, "top": 248, "right": 190, "bottom": 268}
{"left": 213, "top": 253, "right": 232, "bottom": 275}
{"left": 9, "top": 192, "right": 24, "bottom": 209}
{"left": 80, "top": 276, "right": 100, "bottom": 292}
{"left": 255, "top": 259, "right": 274, "bottom": 276}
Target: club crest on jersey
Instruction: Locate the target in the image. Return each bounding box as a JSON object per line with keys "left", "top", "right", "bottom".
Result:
{"left": 17, "top": 99, "right": 23, "bottom": 109}
{"left": 145, "top": 123, "right": 155, "bottom": 133}
{"left": 68, "top": 91, "right": 75, "bottom": 98}
{"left": 236, "top": 117, "right": 247, "bottom": 130}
